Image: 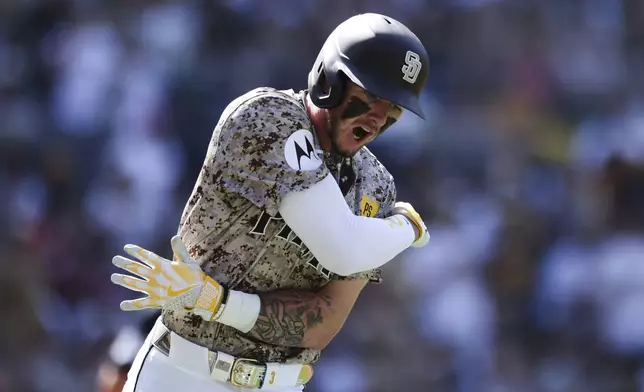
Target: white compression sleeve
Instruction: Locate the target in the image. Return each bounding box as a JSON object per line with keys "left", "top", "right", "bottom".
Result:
{"left": 278, "top": 174, "right": 416, "bottom": 276}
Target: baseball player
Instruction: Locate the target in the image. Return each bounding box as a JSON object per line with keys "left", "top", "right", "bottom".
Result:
{"left": 110, "top": 13, "right": 430, "bottom": 392}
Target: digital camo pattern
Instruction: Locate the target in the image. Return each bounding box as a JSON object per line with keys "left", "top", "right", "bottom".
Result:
{"left": 162, "top": 87, "right": 397, "bottom": 364}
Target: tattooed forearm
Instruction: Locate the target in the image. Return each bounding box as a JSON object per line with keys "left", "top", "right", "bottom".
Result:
{"left": 246, "top": 290, "right": 333, "bottom": 348}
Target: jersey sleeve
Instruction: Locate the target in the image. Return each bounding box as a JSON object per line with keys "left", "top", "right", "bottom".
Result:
{"left": 210, "top": 92, "right": 329, "bottom": 216}
{"left": 374, "top": 174, "right": 397, "bottom": 219}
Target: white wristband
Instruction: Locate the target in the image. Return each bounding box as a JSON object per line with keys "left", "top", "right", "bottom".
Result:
{"left": 215, "top": 289, "right": 261, "bottom": 333}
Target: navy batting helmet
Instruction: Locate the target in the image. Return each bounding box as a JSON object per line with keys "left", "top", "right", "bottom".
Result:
{"left": 308, "top": 13, "right": 429, "bottom": 119}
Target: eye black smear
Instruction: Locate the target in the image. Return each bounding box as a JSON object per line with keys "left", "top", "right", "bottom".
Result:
{"left": 341, "top": 97, "right": 371, "bottom": 119}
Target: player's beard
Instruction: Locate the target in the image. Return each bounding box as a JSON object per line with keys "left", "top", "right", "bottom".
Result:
{"left": 326, "top": 110, "right": 358, "bottom": 158}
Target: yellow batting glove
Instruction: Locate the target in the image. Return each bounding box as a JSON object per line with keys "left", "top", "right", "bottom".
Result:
{"left": 110, "top": 235, "right": 226, "bottom": 321}
{"left": 390, "top": 202, "right": 430, "bottom": 248}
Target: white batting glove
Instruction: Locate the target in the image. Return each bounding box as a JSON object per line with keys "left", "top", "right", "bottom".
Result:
{"left": 111, "top": 236, "right": 226, "bottom": 321}
{"left": 390, "top": 202, "right": 430, "bottom": 248}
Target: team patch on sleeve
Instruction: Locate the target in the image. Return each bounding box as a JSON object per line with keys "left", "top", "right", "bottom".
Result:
{"left": 284, "top": 129, "right": 323, "bottom": 171}
{"left": 359, "top": 194, "right": 379, "bottom": 217}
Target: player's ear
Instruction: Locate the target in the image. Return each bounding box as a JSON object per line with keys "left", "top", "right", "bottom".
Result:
{"left": 319, "top": 72, "right": 330, "bottom": 94}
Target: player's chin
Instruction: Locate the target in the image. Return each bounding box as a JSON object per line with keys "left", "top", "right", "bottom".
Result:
{"left": 335, "top": 142, "right": 361, "bottom": 158}
{"left": 336, "top": 134, "right": 368, "bottom": 157}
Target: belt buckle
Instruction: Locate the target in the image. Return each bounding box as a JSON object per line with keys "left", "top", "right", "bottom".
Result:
{"left": 230, "top": 358, "right": 265, "bottom": 389}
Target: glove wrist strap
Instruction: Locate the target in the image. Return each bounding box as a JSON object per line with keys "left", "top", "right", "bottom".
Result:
{"left": 390, "top": 207, "right": 422, "bottom": 242}
{"left": 192, "top": 276, "right": 226, "bottom": 320}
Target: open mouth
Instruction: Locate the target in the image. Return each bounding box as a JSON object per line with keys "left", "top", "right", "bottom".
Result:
{"left": 352, "top": 126, "right": 373, "bottom": 141}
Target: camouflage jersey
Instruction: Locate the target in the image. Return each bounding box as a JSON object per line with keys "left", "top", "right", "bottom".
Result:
{"left": 162, "top": 87, "right": 397, "bottom": 365}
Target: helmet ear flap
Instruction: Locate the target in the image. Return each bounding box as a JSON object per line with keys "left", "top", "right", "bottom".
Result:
{"left": 309, "top": 61, "right": 345, "bottom": 109}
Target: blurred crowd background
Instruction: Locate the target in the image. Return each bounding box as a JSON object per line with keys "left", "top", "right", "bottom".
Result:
{"left": 1, "top": 0, "right": 644, "bottom": 391}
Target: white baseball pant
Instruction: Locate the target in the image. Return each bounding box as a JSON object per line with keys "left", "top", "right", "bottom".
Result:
{"left": 122, "top": 319, "right": 305, "bottom": 392}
